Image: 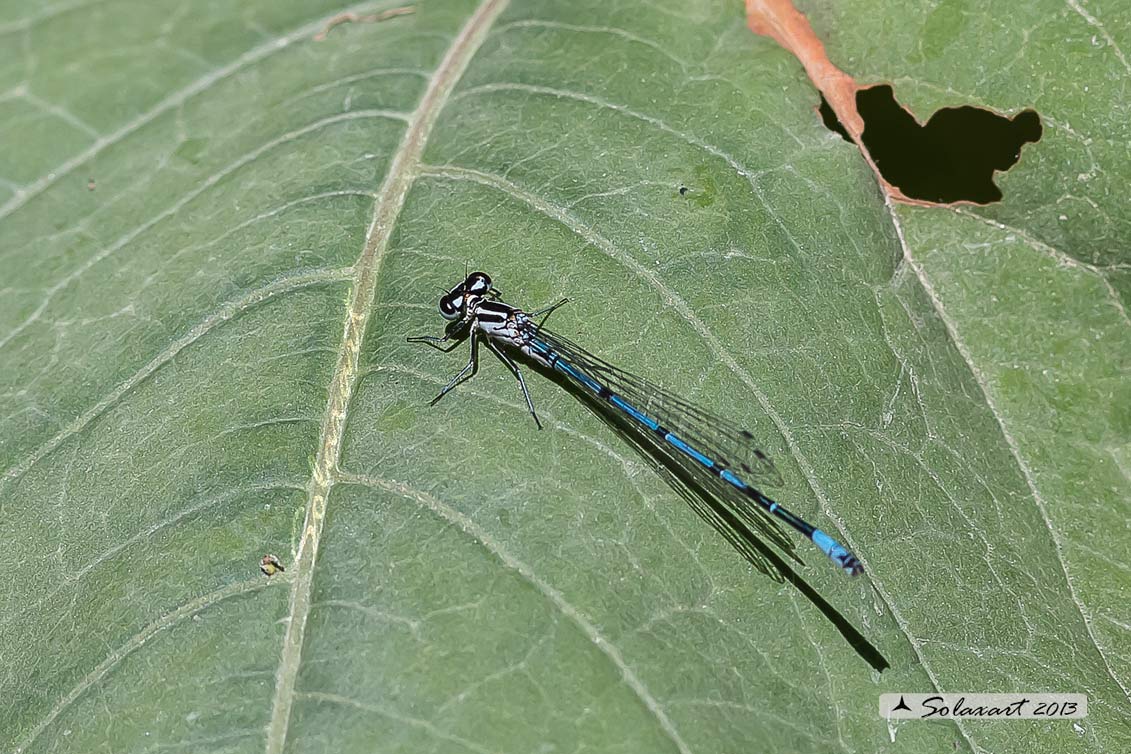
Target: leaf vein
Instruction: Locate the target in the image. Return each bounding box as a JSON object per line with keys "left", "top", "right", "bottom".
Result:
{"left": 0, "top": 0, "right": 394, "bottom": 220}
{"left": 370, "top": 360, "right": 712, "bottom": 588}
{"left": 492, "top": 19, "right": 693, "bottom": 72}
{"left": 13, "top": 577, "right": 281, "bottom": 754}
{"left": 1, "top": 268, "right": 352, "bottom": 486}
{"left": 2, "top": 482, "right": 302, "bottom": 631}
{"left": 299, "top": 691, "right": 494, "bottom": 754}
{"left": 0, "top": 110, "right": 403, "bottom": 351}
{"left": 334, "top": 472, "right": 693, "bottom": 754}
{"left": 885, "top": 199, "right": 1131, "bottom": 708}
{"left": 951, "top": 206, "right": 1131, "bottom": 328}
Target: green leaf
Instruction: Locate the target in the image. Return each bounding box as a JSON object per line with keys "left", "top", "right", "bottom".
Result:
{"left": 1, "top": 0, "right": 1126, "bottom": 752}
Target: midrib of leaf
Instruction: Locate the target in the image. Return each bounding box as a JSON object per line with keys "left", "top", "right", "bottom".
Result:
{"left": 263, "top": 1, "right": 512, "bottom": 750}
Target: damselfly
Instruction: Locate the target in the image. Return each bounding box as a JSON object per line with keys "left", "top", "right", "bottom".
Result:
{"left": 408, "top": 272, "right": 862, "bottom": 576}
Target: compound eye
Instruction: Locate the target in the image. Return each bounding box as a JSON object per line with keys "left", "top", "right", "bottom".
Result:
{"left": 465, "top": 272, "right": 492, "bottom": 296}
{"left": 438, "top": 293, "right": 461, "bottom": 320}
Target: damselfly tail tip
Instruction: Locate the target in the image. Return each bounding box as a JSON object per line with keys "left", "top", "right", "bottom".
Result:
{"left": 811, "top": 528, "right": 863, "bottom": 577}
{"left": 839, "top": 553, "right": 864, "bottom": 577}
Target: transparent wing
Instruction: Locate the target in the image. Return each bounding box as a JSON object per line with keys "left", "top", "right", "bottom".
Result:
{"left": 530, "top": 326, "right": 798, "bottom": 577}
{"left": 585, "top": 398, "right": 798, "bottom": 581}
{"left": 534, "top": 326, "right": 785, "bottom": 489}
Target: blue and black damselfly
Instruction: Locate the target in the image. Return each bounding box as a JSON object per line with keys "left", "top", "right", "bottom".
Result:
{"left": 408, "top": 272, "right": 863, "bottom": 577}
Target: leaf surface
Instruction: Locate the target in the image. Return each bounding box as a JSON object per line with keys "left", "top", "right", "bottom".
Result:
{"left": 1, "top": 0, "right": 1127, "bottom": 752}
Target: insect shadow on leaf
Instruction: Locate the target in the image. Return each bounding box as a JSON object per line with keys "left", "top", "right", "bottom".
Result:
{"left": 536, "top": 362, "right": 890, "bottom": 673}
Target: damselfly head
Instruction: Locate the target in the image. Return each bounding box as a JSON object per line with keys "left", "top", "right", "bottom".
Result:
{"left": 438, "top": 271, "right": 494, "bottom": 321}
{"left": 438, "top": 288, "right": 462, "bottom": 320}
{"left": 464, "top": 271, "right": 492, "bottom": 296}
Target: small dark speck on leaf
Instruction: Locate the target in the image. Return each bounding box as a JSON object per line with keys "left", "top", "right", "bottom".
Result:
{"left": 819, "top": 85, "right": 1042, "bottom": 204}
{"left": 260, "top": 554, "right": 285, "bottom": 576}
{"left": 677, "top": 166, "right": 718, "bottom": 207}
{"left": 86, "top": 177, "right": 96, "bottom": 191}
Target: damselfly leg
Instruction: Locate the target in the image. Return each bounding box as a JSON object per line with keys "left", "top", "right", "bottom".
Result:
{"left": 406, "top": 319, "right": 470, "bottom": 352}
{"left": 407, "top": 333, "right": 464, "bottom": 353}
{"left": 484, "top": 338, "right": 543, "bottom": 429}
{"left": 423, "top": 331, "right": 480, "bottom": 406}
{"left": 528, "top": 297, "right": 570, "bottom": 328}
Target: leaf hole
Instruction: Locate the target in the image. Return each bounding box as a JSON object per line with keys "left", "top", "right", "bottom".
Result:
{"left": 819, "top": 84, "right": 1042, "bottom": 204}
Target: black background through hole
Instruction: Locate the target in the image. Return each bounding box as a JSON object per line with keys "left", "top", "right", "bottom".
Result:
{"left": 819, "top": 85, "right": 1042, "bottom": 204}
